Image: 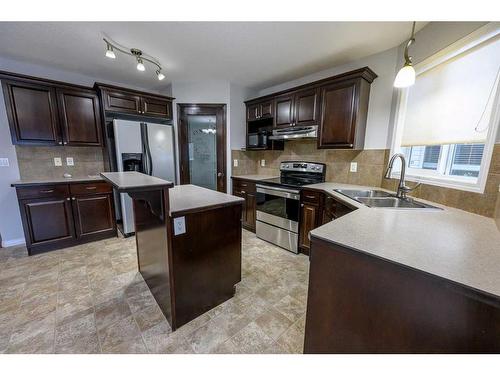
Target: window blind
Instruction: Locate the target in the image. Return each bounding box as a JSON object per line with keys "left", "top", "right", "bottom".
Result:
{"left": 401, "top": 37, "right": 500, "bottom": 147}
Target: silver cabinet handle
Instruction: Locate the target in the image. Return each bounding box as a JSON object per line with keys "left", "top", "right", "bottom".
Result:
{"left": 72, "top": 197, "right": 76, "bottom": 200}
{"left": 241, "top": 190, "right": 246, "bottom": 194}
{"left": 66, "top": 198, "right": 70, "bottom": 201}
{"left": 58, "top": 142, "right": 63, "bottom": 145}
{"left": 63, "top": 142, "right": 67, "bottom": 145}
{"left": 40, "top": 189, "right": 54, "bottom": 193}
{"left": 85, "top": 186, "right": 97, "bottom": 190}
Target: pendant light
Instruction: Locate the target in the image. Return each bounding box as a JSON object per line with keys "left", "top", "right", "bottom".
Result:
{"left": 394, "top": 22, "right": 417, "bottom": 88}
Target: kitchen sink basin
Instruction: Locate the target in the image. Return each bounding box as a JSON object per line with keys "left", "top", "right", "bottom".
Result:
{"left": 334, "top": 189, "right": 441, "bottom": 210}
{"left": 356, "top": 197, "right": 440, "bottom": 209}
{"left": 334, "top": 189, "right": 392, "bottom": 199}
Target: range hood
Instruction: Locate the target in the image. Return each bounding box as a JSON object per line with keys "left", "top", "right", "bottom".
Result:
{"left": 268, "top": 125, "right": 317, "bottom": 140}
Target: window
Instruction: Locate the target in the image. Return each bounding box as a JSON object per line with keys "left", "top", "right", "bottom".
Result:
{"left": 391, "top": 24, "right": 500, "bottom": 192}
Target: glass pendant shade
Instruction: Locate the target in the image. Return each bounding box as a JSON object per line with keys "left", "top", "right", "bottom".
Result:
{"left": 394, "top": 64, "right": 416, "bottom": 88}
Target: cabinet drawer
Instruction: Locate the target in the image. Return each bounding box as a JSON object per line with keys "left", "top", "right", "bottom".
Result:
{"left": 232, "top": 179, "right": 256, "bottom": 194}
{"left": 301, "top": 190, "right": 321, "bottom": 205}
{"left": 70, "top": 182, "right": 112, "bottom": 196}
{"left": 16, "top": 184, "right": 70, "bottom": 199}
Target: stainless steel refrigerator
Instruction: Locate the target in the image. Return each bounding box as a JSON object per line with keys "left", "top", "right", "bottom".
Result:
{"left": 113, "top": 119, "right": 176, "bottom": 235}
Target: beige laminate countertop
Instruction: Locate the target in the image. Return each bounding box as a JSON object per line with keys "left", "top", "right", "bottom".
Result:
{"left": 169, "top": 184, "right": 244, "bottom": 216}
{"left": 11, "top": 175, "right": 105, "bottom": 187}
{"left": 306, "top": 182, "right": 500, "bottom": 299}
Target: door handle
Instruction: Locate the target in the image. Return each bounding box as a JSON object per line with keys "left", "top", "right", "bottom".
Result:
{"left": 217, "top": 172, "right": 223, "bottom": 177}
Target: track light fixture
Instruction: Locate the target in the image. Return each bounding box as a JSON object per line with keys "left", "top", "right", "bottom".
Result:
{"left": 103, "top": 37, "right": 166, "bottom": 81}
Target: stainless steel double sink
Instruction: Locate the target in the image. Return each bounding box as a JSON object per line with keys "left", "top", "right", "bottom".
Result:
{"left": 334, "top": 189, "right": 441, "bottom": 209}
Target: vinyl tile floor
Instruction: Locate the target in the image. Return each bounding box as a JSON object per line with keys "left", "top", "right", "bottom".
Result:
{"left": 0, "top": 230, "right": 309, "bottom": 354}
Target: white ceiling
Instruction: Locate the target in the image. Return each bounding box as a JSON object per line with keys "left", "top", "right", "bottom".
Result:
{"left": 0, "top": 22, "right": 427, "bottom": 92}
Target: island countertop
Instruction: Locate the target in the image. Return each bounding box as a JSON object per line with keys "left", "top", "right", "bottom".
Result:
{"left": 169, "top": 184, "right": 244, "bottom": 216}
{"left": 306, "top": 181, "right": 500, "bottom": 300}
{"left": 100, "top": 171, "right": 174, "bottom": 192}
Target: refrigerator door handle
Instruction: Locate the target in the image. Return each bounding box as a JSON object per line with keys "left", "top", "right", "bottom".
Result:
{"left": 141, "top": 122, "right": 153, "bottom": 176}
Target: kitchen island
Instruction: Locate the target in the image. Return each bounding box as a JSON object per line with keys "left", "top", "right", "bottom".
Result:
{"left": 302, "top": 182, "right": 500, "bottom": 353}
{"left": 101, "top": 172, "right": 244, "bottom": 330}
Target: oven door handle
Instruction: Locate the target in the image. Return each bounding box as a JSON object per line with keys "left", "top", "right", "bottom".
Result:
{"left": 256, "top": 185, "right": 300, "bottom": 200}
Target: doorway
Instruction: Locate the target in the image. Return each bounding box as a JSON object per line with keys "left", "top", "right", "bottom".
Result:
{"left": 177, "top": 104, "right": 227, "bottom": 192}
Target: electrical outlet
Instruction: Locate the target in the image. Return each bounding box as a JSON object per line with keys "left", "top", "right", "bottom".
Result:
{"left": 54, "top": 157, "right": 62, "bottom": 167}
{"left": 260, "top": 159, "right": 266, "bottom": 167}
{"left": 350, "top": 162, "right": 358, "bottom": 173}
{"left": 0, "top": 158, "right": 9, "bottom": 167}
{"left": 233, "top": 159, "right": 238, "bottom": 167}
{"left": 173, "top": 216, "right": 186, "bottom": 235}
{"left": 66, "top": 157, "right": 74, "bottom": 166}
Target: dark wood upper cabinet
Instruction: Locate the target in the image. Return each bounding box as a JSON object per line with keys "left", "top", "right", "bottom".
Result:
{"left": 141, "top": 95, "right": 172, "bottom": 118}
{"left": 245, "top": 67, "right": 376, "bottom": 149}
{"left": 259, "top": 100, "right": 274, "bottom": 119}
{"left": 57, "top": 88, "right": 102, "bottom": 146}
{"left": 2, "top": 80, "right": 60, "bottom": 145}
{"left": 98, "top": 84, "right": 174, "bottom": 120}
{"left": 247, "top": 103, "right": 259, "bottom": 121}
{"left": 274, "top": 94, "right": 295, "bottom": 127}
{"left": 247, "top": 100, "right": 273, "bottom": 121}
{"left": 294, "top": 88, "right": 320, "bottom": 126}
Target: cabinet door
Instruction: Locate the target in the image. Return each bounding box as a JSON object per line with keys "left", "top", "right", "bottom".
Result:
{"left": 142, "top": 96, "right": 173, "bottom": 119}
{"left": 2, "top": 80, "right": 61, "bottom": 145}
{"left": 247, "top": 103, "right": 259, "bottom": 121}
{"left": 57, "top": 88, "right": 103, "bottom": 146}
{"left": 294, "top": 88, "right": 319, "bottom": 126}
{"left": 102, "top": 88, "right": 142, "bottom": 114}
{"left": 274, "top": 94, "right": 294, "bottom": 127}
{"left": 318, "top": 80, "right": 357, "bottom": 148}
{"left": 299, "top": 203, "right": 318, "bottom": 252}
{"left": 20, "top": 197, "right": 75, "bottom": 250}
{"left": 245, "top": 192, "right": 256, "bottom": 232}
{"left": 259, "top": 100, "right": 274, "bottom": 119}
{"left": 233, "top": 190, "right": 247, "bottom": 225}
{"left": 72, "top": 194, "right": 115, "bottom": 239}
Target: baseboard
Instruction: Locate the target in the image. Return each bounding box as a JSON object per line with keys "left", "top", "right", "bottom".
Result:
{"left": 1, "top": 238, "right": 25, "bottom": 248}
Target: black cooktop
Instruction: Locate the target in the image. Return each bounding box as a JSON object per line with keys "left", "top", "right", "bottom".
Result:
{"left": 258, "top": 176, "right": 322, "bottom": 189}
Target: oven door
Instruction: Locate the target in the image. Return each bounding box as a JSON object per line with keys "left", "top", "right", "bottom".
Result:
{"left": 255, "top": 185, "right": 300, "bottom": 232}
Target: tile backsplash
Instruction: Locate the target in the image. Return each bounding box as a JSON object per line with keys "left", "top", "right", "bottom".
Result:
{"left": 232, "top": 141, "right": 500, "bottom": 218}
{"left": 16, "top": 146, "right": 105, "bottom": 180}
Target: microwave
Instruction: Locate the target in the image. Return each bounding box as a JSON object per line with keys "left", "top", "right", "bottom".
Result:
{"left": 247, "top": 132, "right": 268, "bottom": 149}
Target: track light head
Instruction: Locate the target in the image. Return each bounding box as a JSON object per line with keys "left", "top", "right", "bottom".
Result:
{"left": 105, "top": 44, "right": 116, "bottom": 59}
{"left": 156, "top": 70, "right": 165, "bottom": 81}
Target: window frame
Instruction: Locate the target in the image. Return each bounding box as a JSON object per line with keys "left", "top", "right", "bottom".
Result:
{"left": 390, "top": 23, "right": 500, "bottom": 193}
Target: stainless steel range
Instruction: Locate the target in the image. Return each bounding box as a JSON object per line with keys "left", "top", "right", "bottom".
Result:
{"left": 255, "top": 161, "right": 326, "bottom": 253}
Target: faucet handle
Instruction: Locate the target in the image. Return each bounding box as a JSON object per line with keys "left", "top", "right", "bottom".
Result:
{"left": 401, "top": 183, "right": 421, "bottom": 194}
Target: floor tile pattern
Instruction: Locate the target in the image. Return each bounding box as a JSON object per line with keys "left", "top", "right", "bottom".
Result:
{"left": 0, "top": 230, "right": 308, "bottom": 354}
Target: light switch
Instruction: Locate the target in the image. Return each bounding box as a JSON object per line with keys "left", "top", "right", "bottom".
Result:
{"left": 0, "top": 158, "right": 9, "bottom": 167}
{"left": 54, "top": 157, "right": 62, "bottom": 167}
{"left": 66, "top": 157, "right": 74, "bottom": 166}
{"left": 173, "top": 216, "right": 186, "bottom": 235}
{"left": 350, "top": 162, "right": 358, "bottom": 173}
{"left": 233, "top": 159, "right": 238, "bottom": 167}
{"left": 260, "top": 159, "right": 266, "bottom": 167}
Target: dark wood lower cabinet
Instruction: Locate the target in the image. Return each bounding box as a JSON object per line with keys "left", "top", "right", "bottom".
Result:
{"left": 305, "top": 237, "right": 500, "bottom": 353}
{"left": 231, "top": 177, "right": 256, "bottom": 232}
{"left": 298, "top": 189, "right": 355, "bottom": 255}
{"left": 72, "top": 194, "right": 115, "bottom": 239}
{"left": 14, "top": 182, "right": 116, "bottom": 255}
{"left": 19, "top": 197, "right": 76, "bottom": 251}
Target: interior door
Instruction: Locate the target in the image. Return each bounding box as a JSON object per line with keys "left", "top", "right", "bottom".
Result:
{"left": 178, "top": 104, "right": 227, "bottom": 192}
